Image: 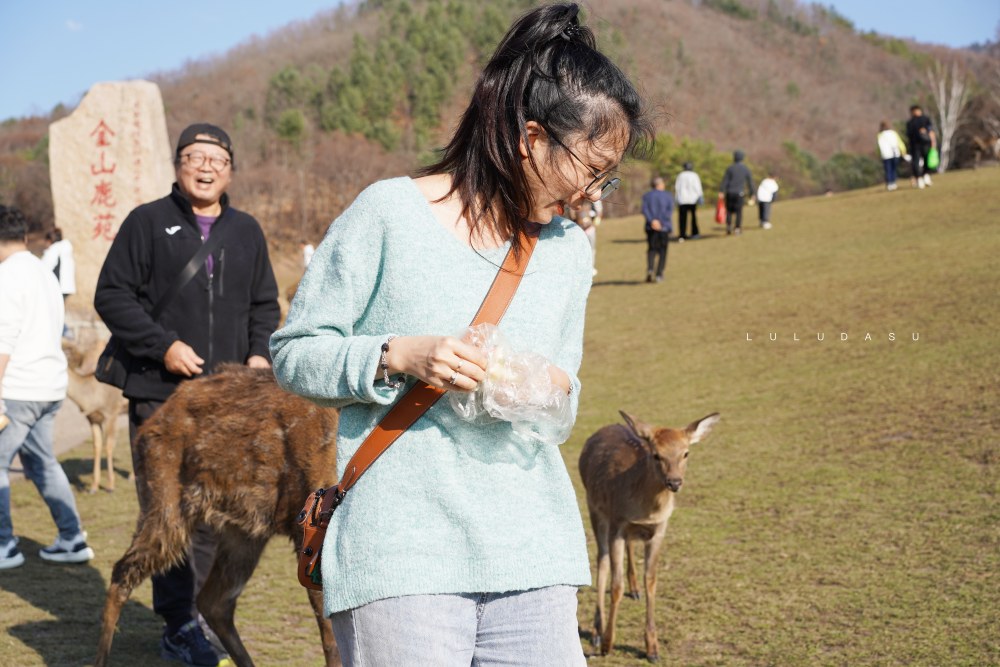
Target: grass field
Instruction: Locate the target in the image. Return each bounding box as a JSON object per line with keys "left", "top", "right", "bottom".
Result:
{"left": 2, "top": 168, "right": 997, "bottom": 666}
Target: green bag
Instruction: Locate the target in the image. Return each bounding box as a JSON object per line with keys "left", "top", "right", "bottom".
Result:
{"left": 926, "top": 147, "right": 940, "bottom": 170}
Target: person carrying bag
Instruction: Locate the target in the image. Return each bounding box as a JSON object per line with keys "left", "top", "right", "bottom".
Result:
{"left": 95, "top": 232, "right": 224, "bottom": 389}
{"left": 270, "top": 4, "right": 653, "bottom": 665}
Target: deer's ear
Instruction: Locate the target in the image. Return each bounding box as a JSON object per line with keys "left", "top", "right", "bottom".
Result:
{"left": 619, "top": 410, "right": 654, "bottom": 440}
{"left": 687, "top": 413, "right": 720, "bottom": 445}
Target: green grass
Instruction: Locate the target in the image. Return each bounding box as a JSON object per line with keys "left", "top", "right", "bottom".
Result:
{"left": 2, "top": 169, "right": 997, "bottom": 666}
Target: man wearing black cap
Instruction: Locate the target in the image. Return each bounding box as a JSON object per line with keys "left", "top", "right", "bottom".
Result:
{"left": 95, "top": 123, "right": 279, "bottom": 666}
{"left": 718, "top": 150, "right": 755, "bottom": 236}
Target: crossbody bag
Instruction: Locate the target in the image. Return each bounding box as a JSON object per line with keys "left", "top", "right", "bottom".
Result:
{"left": 296, "top": 232, "right": 538, "bottom": 590}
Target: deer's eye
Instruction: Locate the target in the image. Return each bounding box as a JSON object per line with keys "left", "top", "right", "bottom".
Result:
{"left": 652, "top": 453, "right": 661, "bottom": 461}
{"left": 683, "top": 451, "right": 689, "bottom": 459}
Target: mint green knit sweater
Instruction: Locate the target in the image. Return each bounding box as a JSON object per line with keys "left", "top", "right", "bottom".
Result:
{"left": 270, "top": 177, "right": 593, "bottom": 615}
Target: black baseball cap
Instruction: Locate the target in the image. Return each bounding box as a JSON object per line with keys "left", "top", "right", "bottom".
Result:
{"left": 176, "top": 123, "right": 234, "bottom": 162}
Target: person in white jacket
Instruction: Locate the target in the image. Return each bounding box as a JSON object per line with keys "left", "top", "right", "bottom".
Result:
{"left": 674, "top": 162, "right": 703, "bottom": 241}
{"left": 877, "top": 120, "right": 908, "bottom": 191}
{"left": 0, "top": 206, "right": 94, "bottom": 571}
{"left": 40, "top": 228, "right": 76, "bottom": 338}
{"left": 40, "top": 228, "right": 76, "bottom": 299}
{"left": 756, "top": 173, "right": 779, "bottom": 230}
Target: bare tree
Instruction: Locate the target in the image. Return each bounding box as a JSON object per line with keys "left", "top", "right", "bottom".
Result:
{"left": 926, "top": 59, "right": 972, "bottom": 172}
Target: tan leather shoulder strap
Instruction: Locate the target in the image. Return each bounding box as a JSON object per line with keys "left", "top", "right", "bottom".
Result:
{"left": 333, "top": 231, "right": 539, "bottom": 497}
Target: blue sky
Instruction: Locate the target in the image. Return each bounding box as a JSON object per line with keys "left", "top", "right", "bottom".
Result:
{"left": 0, "top": 1, "right": 996, "bottom": 121}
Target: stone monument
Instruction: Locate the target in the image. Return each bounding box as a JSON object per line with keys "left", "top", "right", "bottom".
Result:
{"left": 49, "top": 80, "right": 173, "bottom": 313}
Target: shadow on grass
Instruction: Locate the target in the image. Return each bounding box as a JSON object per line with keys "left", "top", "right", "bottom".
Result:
{"left": 1, "top": 536, "right": 160, "bottom": 665}
{"left": 591, "top": 280, "right": 646, "bottom": 287}
{"left": 578, "top": 627, "right": 651, "bottom": 662}
{"left": 60, "top": 455, "right": 133, "bottom": 493}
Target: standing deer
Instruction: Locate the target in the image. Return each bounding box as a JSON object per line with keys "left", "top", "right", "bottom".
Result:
{"left": 579, "top": 410, "right": 720, "bottom": 662}
{"left": 95, "top": 364, "right": 341, "bottom": 667}
{"left": 62, "top": 339, "right": 128, "bottom": 492}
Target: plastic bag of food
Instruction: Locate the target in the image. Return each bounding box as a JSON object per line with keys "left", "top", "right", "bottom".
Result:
{"left": 448, "top": 324, "right": 572, "bottom": 445}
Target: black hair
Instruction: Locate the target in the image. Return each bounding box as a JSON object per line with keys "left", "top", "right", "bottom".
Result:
{"left": 421, "top": 2, "right": 652, "bottom": 255}
{"left": 0, "top": 205, "right": 28, "bottom": 243}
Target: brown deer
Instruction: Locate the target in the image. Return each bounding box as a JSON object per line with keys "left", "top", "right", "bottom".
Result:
{"left": 62, "top": 339, "right": 128, "bottom": 492}
{"left": 579, "top": 410, "right": 720, "bottom": 662}
{"left": 94, "top": 364, "right": 341, "bottom": 667}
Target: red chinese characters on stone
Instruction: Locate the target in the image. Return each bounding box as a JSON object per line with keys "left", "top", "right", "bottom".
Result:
{"left": 91, "top": 181, "right": 116, "bottom": 208}
{"left": 88, "top": 119, "right": 119, "bottom": 240}
{"left": 92, "top": 213, "right": 116, "bottom": 241}
{"left": 90, "top": 120, "right": 116, "bottom": 147}
{"left": 90, "top": 151, "right": 116, "bottom": 175}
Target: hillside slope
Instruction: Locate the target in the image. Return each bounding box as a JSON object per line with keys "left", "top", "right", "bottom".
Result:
{"left": 0, "top": 0, "right": 991, "bottom": 250}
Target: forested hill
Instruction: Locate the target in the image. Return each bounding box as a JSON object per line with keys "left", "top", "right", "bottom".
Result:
{"left": 1, "top": 0, "right": 996, "bottom": 247}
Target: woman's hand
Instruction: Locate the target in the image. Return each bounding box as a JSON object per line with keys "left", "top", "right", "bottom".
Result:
{"left": 380, "top": 335, "right": 488, "bottom": 392}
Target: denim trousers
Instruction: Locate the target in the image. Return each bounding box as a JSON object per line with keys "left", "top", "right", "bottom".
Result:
{"left": 882, "top": 157, "right": 899, "bottom": 185}
{"left": 331, "top": 586, "right": 587, "bottom": 667}
{"left": 0, "top": 399, "right": 83, "bottom": 543}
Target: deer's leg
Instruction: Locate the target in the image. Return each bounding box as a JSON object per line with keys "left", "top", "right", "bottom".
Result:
{"left": 197, "top": 529, "right": 266, "bottom": 667}
{"left": 590, "top": 510, "right": 610, "bottom": 651}
{"left": 95, "top": 516, "right": 188, "bottom": 667}
{"left": 626, "top": 537, "right": 641, "bottom": 600}
{"left": 90, "top": 422, "right": 102, "bottom": 493}
{"left": 306, "top": 587, "right": 341, "bottom": 666}
{"left": 602, "top": 532, "right": 627, "bottom": 657}
{"left": 643, "top": 529, "right": 667, "bottom": 663}
{"left": 104, "top": 412, "right": 118, "bottom": 491}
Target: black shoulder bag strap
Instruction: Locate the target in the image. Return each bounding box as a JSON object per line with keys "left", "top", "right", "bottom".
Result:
{"left": 150, "top": 223, "right": 226, "bottom": 320}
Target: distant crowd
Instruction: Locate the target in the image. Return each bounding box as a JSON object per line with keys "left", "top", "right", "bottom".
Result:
{"left": 568, "top": 103, "right": 942, "bottom": 284}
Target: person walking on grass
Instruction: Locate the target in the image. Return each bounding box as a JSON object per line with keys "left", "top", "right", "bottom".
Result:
{"left": 641, "top": 176, "right": 673, "bottom": 283}
{"left": 877, "top": 120, "right": 907, "bottom": 191}
{"left": 905, "top": 105, "right": 936, "bottom": 189}
{"left": 674, "top": 161, "right": 703, "bottom": 241}
{"left": 271, "top": 4, "right": 652, "bottom": 664}
{"left": 0, "top": 205, "right": 95, "bottom": 571}
{"left": 719, "top": 149, "right": 754, "bottom": 236}
{"left": 756, "top": 172, "right": 779, "bottom": 229}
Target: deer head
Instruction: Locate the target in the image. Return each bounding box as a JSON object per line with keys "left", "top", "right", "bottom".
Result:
{"left": 619, "top": 411, "right": 720, "bottom": 493}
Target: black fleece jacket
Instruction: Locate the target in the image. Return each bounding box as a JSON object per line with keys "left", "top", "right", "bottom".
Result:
{"left": 94, "top": 184, "right": 280, "bottom": 401}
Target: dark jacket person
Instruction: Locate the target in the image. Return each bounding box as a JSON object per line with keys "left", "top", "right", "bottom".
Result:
{"left": 719, "top": 149, "right": 755, "bottom": 235}
{"left": 93, "top": 123, "right": 279, "bottom": 665}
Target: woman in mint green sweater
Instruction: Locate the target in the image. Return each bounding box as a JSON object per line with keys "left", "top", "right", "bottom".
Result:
{"left": 270, "top": 4, "right": 651, "bottom": 665}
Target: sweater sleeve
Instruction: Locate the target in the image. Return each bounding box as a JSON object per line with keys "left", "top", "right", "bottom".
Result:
{"left": 270, "top": 184, "right": 397, "bottom": 408}
{"left": 93, "top": 208, "right": 179, "bottom": 361}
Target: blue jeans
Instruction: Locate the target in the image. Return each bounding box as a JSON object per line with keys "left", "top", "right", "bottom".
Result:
{"left": 0, "top": 400, "right": 83, "bottom": 543}
{"left": 331, "top": 586, "right": 586, "bottom": 666}
{"left": 882, "top": 157, "right": 899, "bottom": 185}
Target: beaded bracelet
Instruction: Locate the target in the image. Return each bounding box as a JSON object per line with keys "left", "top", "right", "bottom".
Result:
{"left": 380, "top": 335, "right": 403, "bottom": 389}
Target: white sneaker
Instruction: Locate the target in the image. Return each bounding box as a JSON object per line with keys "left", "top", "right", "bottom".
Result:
{"left": 918, "top": 179, "right": 925, "bottom": 189}
{"left": 762, "top": 222, "right": 772, "bottom": 230}
{"left": 923, "top": 174, "right": 932, "bottom": 187}
{"left": 0, "top": 537, "right": 25, "bottom": 570}
{"left": 39, "top": 532, "right": 94, "bottom": 564}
